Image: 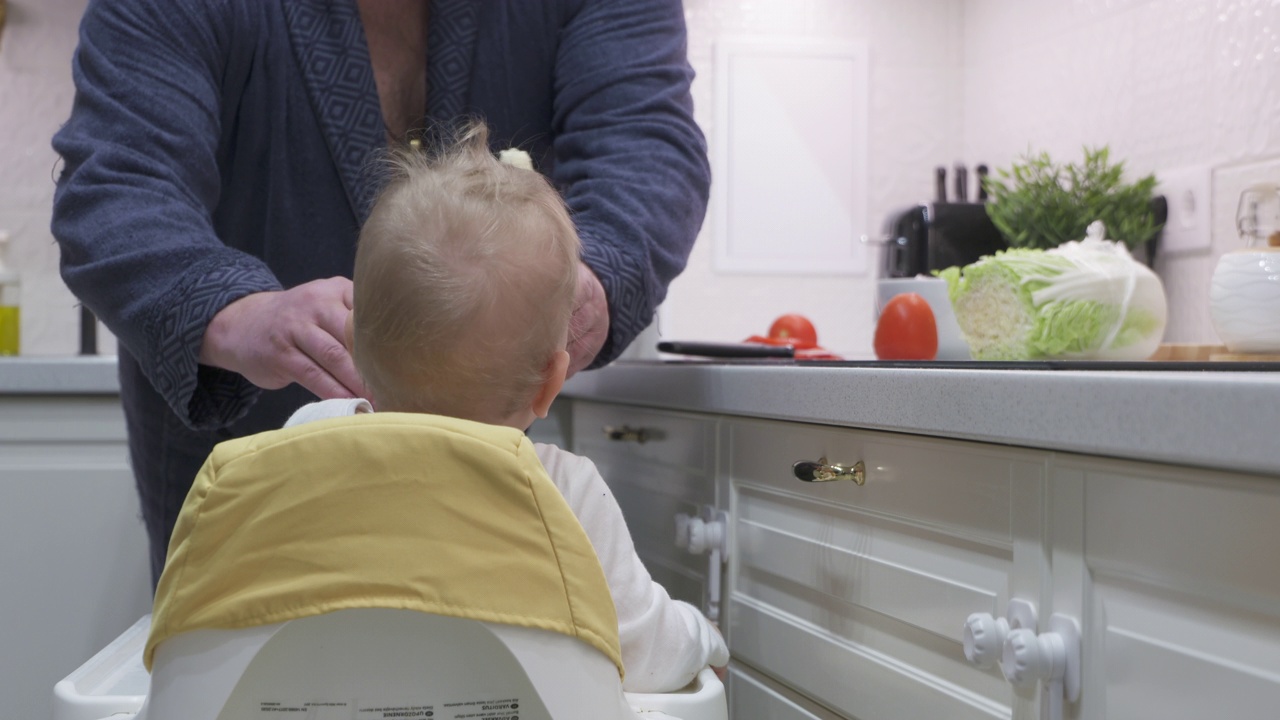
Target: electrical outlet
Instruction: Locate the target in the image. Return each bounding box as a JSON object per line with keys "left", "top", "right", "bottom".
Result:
{"left": 1156, "top": 165, "right": 1213, "bottom": 255}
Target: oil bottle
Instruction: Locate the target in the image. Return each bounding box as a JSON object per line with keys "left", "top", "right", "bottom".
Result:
{"left": 0, "top": 230, "right": 19, "bottom": 355}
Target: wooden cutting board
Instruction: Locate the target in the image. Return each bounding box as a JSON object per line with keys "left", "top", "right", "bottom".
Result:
{"left": 1150, "top": 343, "right": 1280, "bottom": 362}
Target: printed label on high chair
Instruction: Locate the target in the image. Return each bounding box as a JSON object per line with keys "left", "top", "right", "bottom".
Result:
{"left": 254, "top": 697, "right": 525, "bottom": 719}
{"left": 440, "top": 697, "right": 522, "bottom": 719}
{"left": 356, "top": 703, "right": 435, "bottom": 719}
{"left": 256, "top": 700, "right": 356, "bottom": 717}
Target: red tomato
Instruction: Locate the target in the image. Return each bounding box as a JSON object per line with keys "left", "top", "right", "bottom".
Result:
{"left": 874, "top": 293, "right": 938, "bottom": 360}
{"left": 767, "top": 314, "right": 819, "bottom": 348}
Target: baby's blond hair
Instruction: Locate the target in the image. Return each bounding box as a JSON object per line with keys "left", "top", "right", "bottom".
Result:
{"left": 353, "top": 122, "right": 580, "bottom": 423}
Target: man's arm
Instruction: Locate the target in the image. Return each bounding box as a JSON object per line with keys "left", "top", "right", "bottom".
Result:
{"left": 52, "top": 0, "right": 365, "bottom": 425}
{"left": 552, "top": 0, "right": 709, "bottom": 367}
{"left": 52, "top": 0, "right": 275, "bottom": 427}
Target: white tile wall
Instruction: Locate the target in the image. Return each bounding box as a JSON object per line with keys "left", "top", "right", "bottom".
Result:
{"left": 0, "top": 0, "right": 112, "bottom": 356}
{"left": 665, "top": 0, "right": 965, "bottom": 355}
{"left": 962, "top": 0, "right": 1280, "bottom": 344}
{"left": 2, "top": 0, "right": 1278, "bottom": 356}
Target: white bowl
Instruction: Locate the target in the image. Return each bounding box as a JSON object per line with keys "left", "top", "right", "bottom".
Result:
{"left": 875, "top": 277, "right": 971, "bottom": 360}
{"left": 1209, "top": 250, "right": 1280, "bottom": 353}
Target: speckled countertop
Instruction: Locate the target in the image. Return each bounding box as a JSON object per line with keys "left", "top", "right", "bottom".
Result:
{"left": 562, "top": 361, "right": 1280, "bottom": 477}
{"left": 0, "top": 356, "right": 119, "bottom": 394}
{"left": 6, "top": 356, "right": 1277, "bottom": 476}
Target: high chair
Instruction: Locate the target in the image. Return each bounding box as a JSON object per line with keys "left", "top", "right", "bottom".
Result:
{"left": 54, "top": 611, "right": 726, "bottom": 720}
{"left": 52, "top": 413, "right": 726, "bottom": 720}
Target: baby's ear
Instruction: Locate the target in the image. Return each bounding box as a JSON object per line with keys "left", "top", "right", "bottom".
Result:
{"left": 531, "top": 350, "right": 570, "bottom": 419}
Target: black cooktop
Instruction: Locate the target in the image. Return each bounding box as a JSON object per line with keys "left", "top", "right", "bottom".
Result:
{"left": 652, "top": 340, "right": 1280, "bottom": 371}
{"left": 656, "top": 358, "right": 1280, "bottom": 372}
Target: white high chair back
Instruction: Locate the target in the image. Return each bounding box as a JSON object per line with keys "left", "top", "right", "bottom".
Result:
{"left": 138, "top": 609, "right": 638, "bottom": 720}
{"left": 53, "top": 614, "right": 727, "bottom": 720}
{"left": 104, "top": 414, "right": 726, "bottom": 720}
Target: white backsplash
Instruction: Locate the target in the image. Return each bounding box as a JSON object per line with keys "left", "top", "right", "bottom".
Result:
{"left": 961, "top": 0, "right": 1280, "bottom": 345}
{"left": 2, "top": 0, "right": 1278, "bottom": 357}
{"left": 666, "top": 0, "right": 965, "bottom": 355}
{"left": 0, "top": 0, "right": 112, "bottom": 356}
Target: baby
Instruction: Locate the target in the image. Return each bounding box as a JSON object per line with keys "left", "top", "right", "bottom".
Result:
{"left": 286, "top": 122, "right": 728, "bottom": 692}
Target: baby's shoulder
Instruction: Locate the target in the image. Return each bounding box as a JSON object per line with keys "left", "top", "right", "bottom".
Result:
{"left": 532, "top": 442, "right": 599, "bottom": 479}
{"left": 531, "top": 443, "right": 619, "bottom": 528}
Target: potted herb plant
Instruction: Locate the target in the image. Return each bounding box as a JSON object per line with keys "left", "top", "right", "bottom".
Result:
{"left": 982, "top": 146, "right": 1166, "bottom": 262}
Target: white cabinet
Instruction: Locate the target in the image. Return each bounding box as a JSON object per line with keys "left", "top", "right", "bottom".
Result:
{"left": 570, "top": 401, "right": 722, "bottom": 617}
{"left": 564, "top": 398, "right": 1280, "bottom": 720}
{"left": 727, "top": 663, "right": 847, "bottom": 720}
{"left": 0, "top": 394, "right": 151, "bottom": 720}
{"left": 724, "top": 418, "right": 1050, "bottom": 720}
{"left": 1049, "top": 456, "right": 1280, "bottom": 720}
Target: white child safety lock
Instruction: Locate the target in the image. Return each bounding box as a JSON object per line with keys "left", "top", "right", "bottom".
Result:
{"left": 963, "top": 600, "right": 1081, "bottom": 720}
{"left": 674, "top": 506, "right": 729, "bottom": 622}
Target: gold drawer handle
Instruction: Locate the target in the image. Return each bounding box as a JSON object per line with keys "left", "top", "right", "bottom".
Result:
{"left": 792, "top": 456, "right": 865, "bottom": 485}
{"left": 602, "top": 425, "right": 663, "bottom": 444}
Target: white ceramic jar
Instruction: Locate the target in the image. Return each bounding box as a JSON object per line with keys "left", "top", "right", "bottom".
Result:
{"left": 1209, "top": 183, "right": 1280, "bottom": 354}
{"left": 1210, "top": 251, "right": 1280, "bottom": 352}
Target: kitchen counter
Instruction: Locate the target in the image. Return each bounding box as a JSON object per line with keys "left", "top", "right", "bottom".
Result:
{"left": 562, "top": 360, "right": 1280, "bottom": 477}
{"left": 6, "top": 356, "right": 1275, "bottom": 476}
{"left": 0, "top": 356, "right": 119, "bottom": 395}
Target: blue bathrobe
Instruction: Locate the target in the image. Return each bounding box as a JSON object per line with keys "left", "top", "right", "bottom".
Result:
{"left": 51, "top": 0, "right": 708, "bottom": 580}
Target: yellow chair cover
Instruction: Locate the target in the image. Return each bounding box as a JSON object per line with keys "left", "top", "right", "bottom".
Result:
{"left": 145, "top": 412, "right": 622, "bottom": 677}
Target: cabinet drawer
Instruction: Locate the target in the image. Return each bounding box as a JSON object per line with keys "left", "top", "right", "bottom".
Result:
{"left": 726, "top": 419, "right": 1049, "bottom": 720}
{"left": 728, "top": 663, "right": 845, "bottom": 720}
{"left": 573, "top": 402, "right": 716, "bottom": 486}
{"left": 729, "top": 419, "right": 1044, "bottom": 543}
{"left": 570, "top": 402, "right": 719, "bottom": 611}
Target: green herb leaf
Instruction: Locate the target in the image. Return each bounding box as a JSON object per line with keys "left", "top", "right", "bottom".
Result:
{"left": 982, "top": 146, "right": 1163, "bottom": 251}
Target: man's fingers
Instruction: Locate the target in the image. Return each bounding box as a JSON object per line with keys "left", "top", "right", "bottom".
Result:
{"left": 340, "top": 278, "right": 355, "bottom": 310}
{"left": 296, "top": 325, "right": 366, "bottom": 398}
{"left": 197, "top": 278, "right": 366, "bottom": 398}
{"left": 288, "top": 354, "right": 357, "bottom": 400}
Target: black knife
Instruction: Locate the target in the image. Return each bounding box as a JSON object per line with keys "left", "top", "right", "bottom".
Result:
{"left": 657, "top": 341, "right": 795, "bottom": 359}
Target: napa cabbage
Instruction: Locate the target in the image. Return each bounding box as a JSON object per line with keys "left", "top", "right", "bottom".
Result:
{"left": 936, "top": 223, "right": 1167, "bottom": 361}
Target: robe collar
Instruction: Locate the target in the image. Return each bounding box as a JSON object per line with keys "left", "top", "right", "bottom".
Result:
{"left": 283, "top": 0, "right": 478, "bottom": 223}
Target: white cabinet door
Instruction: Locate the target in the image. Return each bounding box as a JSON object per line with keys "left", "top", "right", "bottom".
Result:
{"left": 725, "top": 418, "right": 1051, "bottom": 720}
{"left": 1051, "top": 456, "right": 1280, "bottom": 720}
{"left": 570, "top": 401, "right": 721, "bottom": 616}
{"left": 0, "top": 396, "right": 151, "bottom": 720}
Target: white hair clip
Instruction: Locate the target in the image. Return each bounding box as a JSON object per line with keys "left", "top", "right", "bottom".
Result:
{"left": 497, "top": 148, "right": 534, "bottom": 171}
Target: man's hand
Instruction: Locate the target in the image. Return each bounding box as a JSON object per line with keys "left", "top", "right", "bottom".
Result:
{"left": 198, "top": 277, "right": 368, "bottom": 400}
{"left": 567, "top": 262, "right": 609, "bottom": 376}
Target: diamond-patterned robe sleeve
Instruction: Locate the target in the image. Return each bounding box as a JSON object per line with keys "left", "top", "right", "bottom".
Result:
{"left": 52, "top": 0, "right": 280, "bottom": 429}
{"left": 551, "top": 0, "right": 709, "bottom": 367}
